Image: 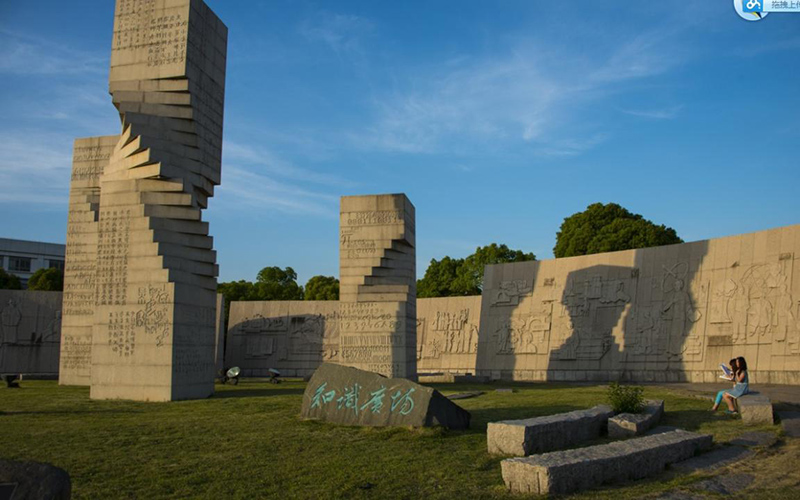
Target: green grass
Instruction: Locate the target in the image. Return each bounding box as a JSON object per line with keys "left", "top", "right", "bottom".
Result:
{"left": 0, "top": 380, "right": 784, "bottom": 499}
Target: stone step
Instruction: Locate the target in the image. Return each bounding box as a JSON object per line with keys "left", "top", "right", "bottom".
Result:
{"left": 736, "top": 393, "right": 774, "bottom": 425}
{"left": 608, "top": 399, "right": 664, "bottom": 438}
{"left": 501, "top": 427, "right": 713, "bottom": 495}
{"left": 487, "top": 405, "right": 614, "bottom": 456}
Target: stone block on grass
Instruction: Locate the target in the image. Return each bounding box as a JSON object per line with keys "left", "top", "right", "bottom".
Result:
{"left": 608, "top": 399, "right": 664, "bottom": 438}
{"left": 487, "top": 405, "right": 614, "bottom": 456}
{"left": 737, "top": 393, "right": 773, "bottom": 425}
{"left": 501, "top": 427, "right": 713, "bottom": 495}
{"left": 301, "top": 363, "right": 470, "bottom": 429}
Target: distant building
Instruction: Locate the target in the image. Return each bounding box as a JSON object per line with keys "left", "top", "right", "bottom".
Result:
{"left": 0, "top": 238, "right": 66, "bottom": 288}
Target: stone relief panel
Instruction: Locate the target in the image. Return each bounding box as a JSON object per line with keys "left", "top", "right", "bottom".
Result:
{"left": 477, "top": 225, "right": 800, "bottom": 382}
{"left": 226, "top": 297, "right": 482, "bottom": 377}
{"left": 0, "top": 290, "right": 62, "bottom": 375}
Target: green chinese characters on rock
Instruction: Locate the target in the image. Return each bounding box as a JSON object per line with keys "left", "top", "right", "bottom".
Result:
{"left": 301, "top": 363, "right": 470, "bottom": 430}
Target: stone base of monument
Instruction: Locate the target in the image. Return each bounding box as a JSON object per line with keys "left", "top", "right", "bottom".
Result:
{"left": 301, "top": 363, "right": 470, "bottom": 429}
{"left": 501, "top": 427, "right": 713, "bottom": 495}
{"left": 608, "top": 399, "right": 664, "bottom": 438}
{"left": 0, "top": 459, "right": 71, "bottom": 500}
{"left": 487, "top": 405, "right": 614, "bottom": 456}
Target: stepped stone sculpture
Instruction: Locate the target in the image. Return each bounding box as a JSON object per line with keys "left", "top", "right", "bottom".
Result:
{"left": 60, "top": 136, "right": 118, "bottom": 385}
{"left": 339, "top": 194, "right": 417, "bottom": 379}
{"left": 60, "top": 0, "right": 227, "bottom": 402}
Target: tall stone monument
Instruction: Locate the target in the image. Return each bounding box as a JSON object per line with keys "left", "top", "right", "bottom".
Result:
{"left": 60, "top": 0, "right": 227, "bottom": 402}
{"left": 338, "top": 194, "right": 417, "bottom": 379}
{"left": 60, "top": 136, "right": 118, "bottom": 385}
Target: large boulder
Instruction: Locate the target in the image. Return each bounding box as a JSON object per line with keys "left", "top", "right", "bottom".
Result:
{"left": 0, "top": 459, "right": 71, "bottom": 500}
{"left": 300, "top": 363, "right": 470, "bottom": 430}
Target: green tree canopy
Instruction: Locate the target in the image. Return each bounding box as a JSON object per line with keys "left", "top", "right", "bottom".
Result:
{"left": 0, "top": 268, "right": 22, "bottom": 290}
{"left": 417, "top": 244, "right": 535, "bottom": 298}
{"left": 554, "top": 202, "right": 682, "bottom": 258}
{"left": 27, "top": 267, "right": 64, "bottom": 291}
{"left": 254, "top": 266, "right": 304, "bottom": 300}
{"left": 304, "top": 275, "right": 339, "bottom": 300}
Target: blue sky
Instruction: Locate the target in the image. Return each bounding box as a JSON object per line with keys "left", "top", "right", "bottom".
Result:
{"left": 1, "top": 1, "right": 798, "bottom": 285}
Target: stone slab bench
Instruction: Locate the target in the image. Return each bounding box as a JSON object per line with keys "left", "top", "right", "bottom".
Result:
{"left": 736, "top": 392, "right": 773, "bottom": 425}
{"left": 608, "top": 399, "right": 664, "bottom": 438}
{"left": 487, "top": 405, "right": 614, "bottom": 456}
{"left": 501, "top": 427, "right": 713, "bottom": 495}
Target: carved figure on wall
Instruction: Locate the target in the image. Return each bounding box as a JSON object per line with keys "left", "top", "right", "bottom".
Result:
{"left": 491, "top": 280, "right": 532, "bottom": 307}
{"left": 710, "top": 279, "right": 738, "bottom": 324}
{"left": 1, "top": 299, "right": 22, "bottom": 344}
{"left": 662, "top": 278, "right": 702, "bottom": 359}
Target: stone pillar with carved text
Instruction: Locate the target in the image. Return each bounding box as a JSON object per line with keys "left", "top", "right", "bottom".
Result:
{"left": 88, "top": 0, "right": 227, "bottom": 401}
{"left": 60, "top": 136, "right": 119, "bottom": 386}
{"left": 339, "top": 194, "right": 417, "bottom": 379}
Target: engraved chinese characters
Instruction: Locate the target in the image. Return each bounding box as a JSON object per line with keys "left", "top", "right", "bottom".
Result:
{"left": 60, "top": 136, "right": 118, "bottom": 385}
{"left": 301, "top": 363, "right": 470, "bottom": 429}
{"left": 60, "top": 0, "right": 228, "bottom": 402}
{"left": 339, "top": 195, "right": 416, "bottom": 379}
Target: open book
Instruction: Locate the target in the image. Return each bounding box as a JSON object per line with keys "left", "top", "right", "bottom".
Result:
{"left": 719, "top": 363, "right": 733, "bottom": 380}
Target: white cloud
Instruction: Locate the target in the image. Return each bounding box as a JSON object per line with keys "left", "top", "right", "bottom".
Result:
{"left": 352, "top": 27, "right": 686, "bottom": 157}
{"left": 0, "top": 29, "right": 107, "bottom": 76}
{"left": 0, "top": 132, "right": 73, "bottom": 205}
{"left": 622, "top": 105, "right": 684, "bottom": 120}
{"left": 298, "top": 11, "right": 374, "bottom": 57}
{"left": 215, "top": 165, "right": 338, "bottom": 218}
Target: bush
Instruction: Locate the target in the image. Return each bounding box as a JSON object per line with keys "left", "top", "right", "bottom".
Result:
{"left": 607, "top": 382, "right": 644, "bottom": 413}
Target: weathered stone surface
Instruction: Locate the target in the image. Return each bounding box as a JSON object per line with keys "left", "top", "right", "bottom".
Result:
{"left": 1, "top": 290, "right": 62, "bottom": 376}
{"left": 301, "top": 363, "right": 470, "bottom": 429}
{"left": 225, "top": 297, "right": 483, "bottom": 378}
{"left": 60, "top": 135, "right": 117, "bottom": 386}
{"left": 737, "top": 393, "right": 774, "bottom": 425}
{"left": 0, "top": 459, "right": 71, "bottom": 500}
{"left": 58, "top": 0, "right": 227, "bottom": 402}
{"left": 487, "top": 405, "right": 614, "bottom": 456}
{"left": 501, "top": 427, "right": 713, "bottom": 495}
{"left": 476, "top": 225, "right": 800, "bottom": 384}
{"left": 339, "top": 194, "right": 416, "bottom": 379}
{"left": 608, "top": 399, "right": 664, "bottom": 438}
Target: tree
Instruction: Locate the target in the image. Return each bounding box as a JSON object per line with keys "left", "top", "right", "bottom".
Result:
{"left": 27, "top": 267, "right": 64, "bottom": 291}
{"left": 254, "top": 266, "right": 304, "bottom": 300}
{"left": 417, "top": 256, "right": 464, "bottom": 298}
{"left": 304, "top": 275, "right": 339, "bottom": 300}
{"left": 0, "top": 268, "right": 22, "bottom": 290}
{"left": 457, "top": 244, "right": 535, "bottom": 294}
{"left": 417, "top": 244, "right": 535, "bottom": 298}
{"left": 554, "top": 202, "right": 682, "bottom": 258}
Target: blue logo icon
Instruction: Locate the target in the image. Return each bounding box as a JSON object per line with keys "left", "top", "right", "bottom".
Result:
{"left": 743, "top": 0, "right": 763, "bottom": 13}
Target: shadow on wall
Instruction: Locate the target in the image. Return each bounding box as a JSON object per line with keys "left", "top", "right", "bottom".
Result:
{"left": 0, "top": 290, "right": 62, "bottom": 375}
{"left": 225, "top": 306, "right": 339, "bottom": 378}
{"left": 475, "top": 239, "right": 713, "bottom": 383}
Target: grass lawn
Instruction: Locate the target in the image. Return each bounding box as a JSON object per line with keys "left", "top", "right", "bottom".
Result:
{"left": 0, "top": 380, "right": 792, "bottom": 499}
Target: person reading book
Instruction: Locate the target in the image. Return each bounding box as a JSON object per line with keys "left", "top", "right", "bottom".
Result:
{"left": 711, "top": 357, "right": 749, "bottom": 413}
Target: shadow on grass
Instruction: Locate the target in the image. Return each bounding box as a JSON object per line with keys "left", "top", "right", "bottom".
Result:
{"left": 211, "top": 388, "right": 306, "bottom": 399}
{"left": 1, "top": 409, "right": 144, "bottom": 416}
{"left": 660, "top": 409, "right": 726, "bottom": 431}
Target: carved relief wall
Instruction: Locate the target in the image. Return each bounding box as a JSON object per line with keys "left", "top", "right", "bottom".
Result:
{"left": 225, "top": 296, "right": 481, "bottom": 377}
{"left": 477, "top": 225, "right": 800, "bottom": 384}
{"left": 1, "top": 290, "right": 62, "bottom": 375}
